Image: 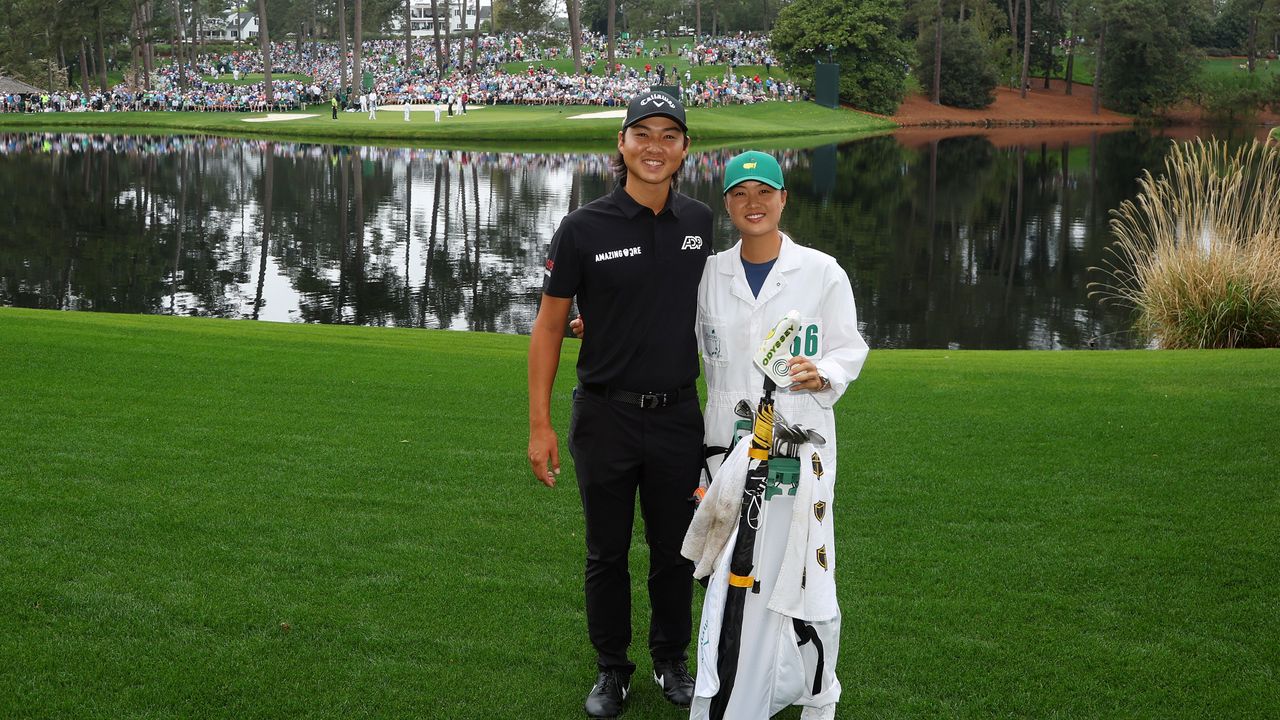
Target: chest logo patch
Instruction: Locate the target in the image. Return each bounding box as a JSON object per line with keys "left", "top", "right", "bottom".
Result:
{"left": 704, "top": 326, "right": 722, "bottom": 359}
{"left": 681, "top": 235, "right": 704, "bottom": 250}
{"left": 595, "top": 246, "right": 643, "bottom": 262}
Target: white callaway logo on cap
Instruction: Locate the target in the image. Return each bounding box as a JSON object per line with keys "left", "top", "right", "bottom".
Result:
{"left": 640, "top": 94, "right": 675, "bottom": 108}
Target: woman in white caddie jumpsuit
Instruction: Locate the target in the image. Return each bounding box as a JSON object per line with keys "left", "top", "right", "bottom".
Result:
{"left": 690, "top": 151, "right": 868, "bottom": 720}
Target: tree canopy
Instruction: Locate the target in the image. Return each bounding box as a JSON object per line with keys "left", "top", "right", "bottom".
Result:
{"left": 771, "top": 0, "right": 914, "bottom": 115}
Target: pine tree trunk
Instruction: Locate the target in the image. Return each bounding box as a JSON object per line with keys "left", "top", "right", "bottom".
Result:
{"left": 932, "top": 0, "right": 942, "bottom": 105}
{"left": 97, "top": 8, "right": 110, "bottom": 92}
{"left": 257, "top": 0, "right": 273, "bottom": 104}
{"left": 172, "top": 0, "right": 186, "bottom": 90}
{"left": 1247, "top": 13, "right": 1259, "bottom": 72}
{"left": 1064, "top": 41, "right": 1074, "bottom": 96}
{"left": 405, "top": 0, "right": 413, "bottom": 74}
{"left": 431, "top": 0, "right": 443, "bottom": 79}
{"left": 79, "top": 39, "right": 91, "bottom": 96}
{"left": 471, "top": 0, "right": 481, "bottom": 73}
{"left": 1093, "top": 21, "right": 1105, "bottom": 115}
{"left": 338, "top": 0, "right": 349, "bottom": 94}
{"left": 607, "top": 0, "right": 616, "bottom": 76}
{"left": 131, "top": 0, "right": 144, "bottom": 89}
{"left": 1019, "top": 0, "right": 1031, "bottom": 98}
{"left": 568, "top": 0, "right": 582, "bottom": 74}
{"left": 353, "top": 0, "right": 364, "bottom": 94}
{"left": 143, "top": 1, "right": 155, "bottom": 90}
{"left": 87, "top": 37, "right": 97, "bottom": 88}
{"left": 442, "top": 0, "right": 451, "bottom": 73}
{"left": 1006, "top": 0, "right": 1019, "bottom": 87}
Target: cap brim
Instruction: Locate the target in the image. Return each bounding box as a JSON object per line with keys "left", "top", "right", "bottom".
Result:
{"left": 623, "top": 110, "right": 687, "bottom": 132}
{"left": 724, "top": 175, "right": 785, "bottom": 193}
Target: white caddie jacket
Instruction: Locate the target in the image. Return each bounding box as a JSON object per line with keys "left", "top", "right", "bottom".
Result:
{"left": 697, "top": 232, "right": 869, "bottom": 481}
{"left": 689, "top": 231, "right": 868, "bottom": 719}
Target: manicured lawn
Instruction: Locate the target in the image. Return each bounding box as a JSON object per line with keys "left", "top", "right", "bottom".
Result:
{"left": 1, "top": 307, "right": 1277, "bottom": 718}
{"left": 501, "top": 55, "right": 790, "bottom": 84}
{"left": 199, "top": 73, "right": 313, "bottom": 86}
{"left": 1198, "top": 56, "right": 1280, "bottom": 80}
{"left": 0, "top": 102, "right": 891, "bottom": 150}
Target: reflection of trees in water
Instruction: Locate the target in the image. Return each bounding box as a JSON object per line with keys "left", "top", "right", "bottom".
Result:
{"left": 1, "top": 131, "right": 1189, "bottom": 347}
{"left": 0, "top": 137, "right": 245, "bottom": 317}
{"left": 694, "top": 133, "right": 1156, "bottom": 350}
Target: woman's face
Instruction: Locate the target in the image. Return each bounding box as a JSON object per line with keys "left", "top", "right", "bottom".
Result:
{"left": 724, "top": 180, "right": 787, "bottom": 241}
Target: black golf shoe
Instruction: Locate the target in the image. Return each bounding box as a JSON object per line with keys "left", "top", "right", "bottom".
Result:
{"left": 584, "top": 669, "right": 630, "bottom": 718}
{"left": 652, "top": 659, "right": 695, "bottom": 708}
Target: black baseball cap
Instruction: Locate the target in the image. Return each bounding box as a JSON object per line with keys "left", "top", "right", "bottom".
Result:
{"left": 622, "top": 89, "right": 687, "bottom": 133}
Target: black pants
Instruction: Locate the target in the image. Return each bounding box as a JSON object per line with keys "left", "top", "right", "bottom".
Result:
{"left": 569, "top": 387, "right": 703, "bottom": 674}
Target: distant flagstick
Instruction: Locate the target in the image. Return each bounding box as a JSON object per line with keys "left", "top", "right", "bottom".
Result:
{"left": 708, "top": 312, "right": 801, "bottom": 720}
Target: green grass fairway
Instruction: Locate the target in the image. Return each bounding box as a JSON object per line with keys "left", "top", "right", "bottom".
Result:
{"left": 0, "top": 102, "right": 891, "bottom": 150}
{"left": 2, "top": 308, "right": 1277, "bottom": 718}
{"left": 199, "top": 73, "right": 313, "bottom": 86}
{"left": 501, "top": 55, "right": 790, "bottom": 84}
{"left": 1198, "top": 57, "right": 1280, "bottom": 80}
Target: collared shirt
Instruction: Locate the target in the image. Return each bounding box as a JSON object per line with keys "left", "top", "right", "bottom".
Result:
{"left": 544, "top": 183, "right": 713, "bottom": 391}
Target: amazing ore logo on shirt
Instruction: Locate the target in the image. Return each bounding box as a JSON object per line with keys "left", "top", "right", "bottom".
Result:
{"left": 594, "top": 246, "right": 643, "bottom": 262}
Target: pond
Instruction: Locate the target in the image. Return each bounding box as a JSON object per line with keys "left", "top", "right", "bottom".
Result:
{"left": 0, "top": 127, "right": 1259, "bottom": 348}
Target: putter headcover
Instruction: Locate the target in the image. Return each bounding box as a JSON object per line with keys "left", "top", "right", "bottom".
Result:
{"left": 752, "top": 311, "right": 801, "bottom": 387}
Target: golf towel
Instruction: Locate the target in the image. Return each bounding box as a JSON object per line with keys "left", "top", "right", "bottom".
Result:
{"left": 687, "top": 442, "right": 841, "bottom": 719}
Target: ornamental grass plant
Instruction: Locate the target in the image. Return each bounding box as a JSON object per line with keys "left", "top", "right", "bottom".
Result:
{"left": 1092, "top": 138, "right": 1280, "bottom": 348}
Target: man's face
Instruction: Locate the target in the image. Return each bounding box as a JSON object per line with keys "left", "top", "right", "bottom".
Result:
{"left": 617, "top": 119, "right": 689, "bottom": 189}
{"left": 724, "top": 180, "right": 787, "bottom": 241}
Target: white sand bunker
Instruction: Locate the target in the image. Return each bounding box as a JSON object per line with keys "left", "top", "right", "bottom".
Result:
{"left": 242, "top": 113, "right": 319, "bottom": 123}
{"left": 380, "top": 104, "right": 487, "bottom": 112}
{"left": 567, "top": 109, "right": 628, "bottom": 120}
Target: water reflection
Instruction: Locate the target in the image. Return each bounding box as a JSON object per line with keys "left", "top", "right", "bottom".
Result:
{"left": 0, "top": 129, "right": 1206, "bottom": 348}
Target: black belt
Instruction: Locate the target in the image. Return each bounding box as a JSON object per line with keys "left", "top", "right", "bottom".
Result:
{"left": 580, "top": 383, "right": 696, "bottom": 409}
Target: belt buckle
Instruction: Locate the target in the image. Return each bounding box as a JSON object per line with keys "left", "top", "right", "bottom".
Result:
{"left": 638, "top": 392, "right": 663, "bottom": 409}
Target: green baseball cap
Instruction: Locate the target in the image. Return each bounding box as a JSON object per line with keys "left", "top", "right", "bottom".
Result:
{"left": 723, "top": 151, "right": 785, "bottom": 194}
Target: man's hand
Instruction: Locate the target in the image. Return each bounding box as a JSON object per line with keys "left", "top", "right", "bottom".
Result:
{"left": 528, "top": 425, "right": 561, "bottom": 488}
{"left": 569, "top": 315, "right": 585, "bottom": 339}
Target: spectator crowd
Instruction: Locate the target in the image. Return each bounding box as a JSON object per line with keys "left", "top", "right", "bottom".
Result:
{"left": 2, "top": 31, "right": 804, "bottom": 114}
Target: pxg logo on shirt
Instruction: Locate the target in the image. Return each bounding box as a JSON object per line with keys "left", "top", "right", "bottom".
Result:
{"left": 681, "top": 235, "right": 703, "bottom": 250}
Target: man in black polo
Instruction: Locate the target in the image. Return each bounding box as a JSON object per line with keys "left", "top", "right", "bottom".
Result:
{"left": 528, "top": 89, "right": 713, "bottom": 719}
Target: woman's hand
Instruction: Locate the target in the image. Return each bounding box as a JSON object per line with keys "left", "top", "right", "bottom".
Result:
{"left": 786, "top": 356, "right": 826, "bottom": 392}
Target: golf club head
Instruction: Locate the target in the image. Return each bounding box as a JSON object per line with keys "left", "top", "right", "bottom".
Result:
{"left": 804, "top": 428, "right": 827, "bottom": 447}
{"left": 734, "top": 399, "right": 754, "bottom": 419}
{"left": 752, "top": 311, "right": 801, "bottom": 387}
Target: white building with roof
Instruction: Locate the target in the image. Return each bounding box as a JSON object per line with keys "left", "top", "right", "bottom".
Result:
{"left": 199, "top": 11, "right": 259, "bottom": 42}
{"left": 392, "top": 1, "right": 492, "bottom": 35}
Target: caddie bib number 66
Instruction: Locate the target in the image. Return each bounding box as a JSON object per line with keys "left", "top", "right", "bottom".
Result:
{"left": 789, "top": 323, "right": 821, "bottom": 358}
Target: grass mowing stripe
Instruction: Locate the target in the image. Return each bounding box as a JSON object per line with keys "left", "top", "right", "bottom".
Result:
{"left": 1, "top": 308, "right": 1277, "bottom": 718}
{"left": 0, "top": 102, "right": 893, "bottom": 151}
